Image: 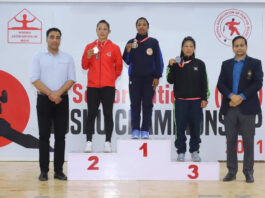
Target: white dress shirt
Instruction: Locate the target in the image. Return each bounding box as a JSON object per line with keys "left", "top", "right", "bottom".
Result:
{"left": 30, "top": 50, "right": 76, "bottom": 91}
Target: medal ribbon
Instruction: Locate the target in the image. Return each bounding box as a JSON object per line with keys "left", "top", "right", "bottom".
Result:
{"left": 178, "top": 60, "right": 192, "bottom": 68}
{"left": 134, "top": 37, "right": 149, "bottom": 43}
{"left": 95, "top": 40, "right": 108, "bottom": 59}
{"left": 97, "top": 39, "right": 108, "bottom": 48}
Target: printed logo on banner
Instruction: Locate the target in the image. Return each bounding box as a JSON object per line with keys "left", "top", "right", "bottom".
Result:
{"left": 7, "top": 9, "right": 42, "bottom": 44}
{"left": 0, "top": 70, "right": 53, "bottom": 151}
{"left": 214, "top": 9, "right": 252, "bottom": 46}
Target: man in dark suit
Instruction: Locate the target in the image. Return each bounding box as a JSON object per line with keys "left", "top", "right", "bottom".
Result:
{"left": 217, "top": 36, "right": 263, "bottom": 183}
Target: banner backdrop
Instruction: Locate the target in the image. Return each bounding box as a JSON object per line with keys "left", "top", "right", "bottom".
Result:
{"left": 0, "top": 2, "right": 264, "bottom": 161}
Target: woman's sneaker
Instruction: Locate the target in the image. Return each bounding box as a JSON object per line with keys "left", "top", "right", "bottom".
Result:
{"left": 141, "top": 131, "right": 149, "bottom": 139}
{"left": 104, "top": 141, "right": 112, "bottom": 153}
{"left": 191, "top": 151, "right": 201, "bottom": 162}
{"left": 177, "top": 153, "right": 185, "bottom": 162}
{"left": 132, "top": 130, "right": 140, "bottom": 139}
{"left": 84, "top": 141, "right": 92, "bottom": 153}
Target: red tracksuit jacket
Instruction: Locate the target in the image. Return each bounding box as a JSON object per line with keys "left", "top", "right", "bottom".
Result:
{"left": 82, "top": 39, "right": 123, "bottom": 88}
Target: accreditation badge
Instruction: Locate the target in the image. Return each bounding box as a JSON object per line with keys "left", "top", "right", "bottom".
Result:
{"left": 146, "top": 48, "right": 153, "bottom": 56}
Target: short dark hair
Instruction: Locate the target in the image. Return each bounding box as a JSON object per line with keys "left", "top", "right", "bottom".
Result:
{"left": 232, "top": 36, "right": 247, "bottom": 47}
{"left": 180, "top": 36, "right": 196, "bottom": 58}
{"left": 136, "top": 17, "right": 149, "bottom": 27}
{"left": 46, "top": 27, "right": 61, "bottom": 38}
{"left": 97, "top": 20, "right": 110, "bottom": 30}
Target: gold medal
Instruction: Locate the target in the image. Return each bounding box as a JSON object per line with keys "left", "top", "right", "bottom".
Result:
{"left": 146, "top": 48, "right": 153, "bottom": 56}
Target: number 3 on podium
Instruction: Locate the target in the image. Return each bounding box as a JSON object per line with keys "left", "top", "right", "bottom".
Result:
{"left": 188, "top": 164, "right": 199, "bottom": 179}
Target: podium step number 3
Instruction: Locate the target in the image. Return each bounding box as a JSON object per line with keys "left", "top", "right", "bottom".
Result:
{"left": 68, "top": 140, "right": 220, "bottom": 181}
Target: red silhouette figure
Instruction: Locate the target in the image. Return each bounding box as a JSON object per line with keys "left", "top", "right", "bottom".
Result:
{"left": 225, "top": 18, "right": 240, "bottom": 36}
{"left": 11, "top": 14, "right": 39, "bottom": 30}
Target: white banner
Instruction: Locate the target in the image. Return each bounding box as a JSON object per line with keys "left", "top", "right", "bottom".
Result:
{"left": 0, "top": 2, "right": 264, "bottom": 161}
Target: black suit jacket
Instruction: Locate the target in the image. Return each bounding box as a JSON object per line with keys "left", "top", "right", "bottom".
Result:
{"left": 217, "top": 56, "right": 263, "bottom": 115}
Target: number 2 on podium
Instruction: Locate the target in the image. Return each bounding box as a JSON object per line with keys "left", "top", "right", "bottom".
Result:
{"left": 87, "top": 156, "right": 99, "bottom": 170}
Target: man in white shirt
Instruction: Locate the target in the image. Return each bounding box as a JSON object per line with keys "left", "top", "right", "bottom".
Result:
{"left": 30, "top": 27, "right": 76, "bottom": 181}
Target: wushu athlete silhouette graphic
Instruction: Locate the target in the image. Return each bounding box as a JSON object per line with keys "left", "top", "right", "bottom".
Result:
{"left": 0, "top": 71, "right": 53, "bottom": 151}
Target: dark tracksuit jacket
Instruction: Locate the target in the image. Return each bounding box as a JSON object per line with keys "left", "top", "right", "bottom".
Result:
{"left": 123, "top": 33, "right": 164, "bottom": 131}
{"left": 167, "top": 57, "right": 209, "bottom": 100}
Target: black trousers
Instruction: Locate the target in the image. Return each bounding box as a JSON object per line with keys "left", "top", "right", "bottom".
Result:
{"left": 224, "top": 107, "right": 255, "bottom": 175}
{"left": 37, "top": 94, "right": 69, "bottom": 173}
{"left": 86, "top": 87, "right": 115, "bottom": 142}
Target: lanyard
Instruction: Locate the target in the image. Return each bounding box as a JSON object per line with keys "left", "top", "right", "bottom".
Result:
{"left": 97, "top": 39, "right": 108, "bottom": 48}
{"left": 95, "top": 40, "right": 108, "bottom": 59}
{"left": 134, "top": 37, "right": 149, "bottom": 43}
{"left": 178, "top": 60, "right": 192, "bottom": 68}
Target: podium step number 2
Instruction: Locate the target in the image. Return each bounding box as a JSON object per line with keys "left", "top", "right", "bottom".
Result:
{"left": 68, "top": 140, "right": 220, "bottom": 181}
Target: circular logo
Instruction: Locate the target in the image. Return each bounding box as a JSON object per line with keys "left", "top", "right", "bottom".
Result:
{"left": 146, "top": 48, "right": 153, "bottom": 56}
{"left": 0, "top": 70, "right": 30, "bottom": 147}
{"left": 214, "top": 9, "right": 252, "bottom": 46}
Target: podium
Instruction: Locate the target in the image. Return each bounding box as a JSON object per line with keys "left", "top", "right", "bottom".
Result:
{"left": 68, "top": 140, "right": 219, "bottom": 180}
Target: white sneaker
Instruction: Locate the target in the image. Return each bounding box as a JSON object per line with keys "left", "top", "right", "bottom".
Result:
{"left": 191, "top": 151, "right": 201, "bottom": 162}
{"left": 104, "top": 141, "right": 112, "bottom": 153}
{"left": 177, "top": 153, "right": 185, "bottom": 162}
{"left": 84, "top": 141, "right": 92, "bottom": 153}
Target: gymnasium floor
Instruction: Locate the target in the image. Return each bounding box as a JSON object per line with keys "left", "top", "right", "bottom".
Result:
{"left": 0, "top": 162, "right": 265, "bottom": 198}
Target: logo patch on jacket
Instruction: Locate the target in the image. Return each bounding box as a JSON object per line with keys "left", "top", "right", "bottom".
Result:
{"left": 107, "top": 52, "right": 111, "bottom": 57}
{"left": 146, "top": 48, "right": 153, "bottom": 56}
{"left": 193, "top": 66, "right": 198, "bottom": 71}
{"left": 247, "top": 70, "right": 252, "bottom": 80}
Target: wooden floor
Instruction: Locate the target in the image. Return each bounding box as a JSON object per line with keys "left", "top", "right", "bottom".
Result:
{"left": 0, "top": 162, "right": 265, "bottom": 198}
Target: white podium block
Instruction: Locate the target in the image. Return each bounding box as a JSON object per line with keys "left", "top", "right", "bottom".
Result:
{"left": 117, "top": 139, "right": 171, "bottom": 161}
{"left": 166, "top": 162, "right": 220, "bottom": 180}
{"left": 68, "top": 140, "right": 220, "bottom": 181}
{"left": 117, "top": 140, "right": 172, "bottom": 180}
{"left": 68, "top": 153, "right": 121, "bottom": 180}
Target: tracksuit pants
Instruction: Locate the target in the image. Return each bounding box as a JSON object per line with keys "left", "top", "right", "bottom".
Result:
{"left": 129, "top": 76, "right": 155, "bottom": 132}
{"left": 174, "top": 99, "right": 202, "bottom": 154}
